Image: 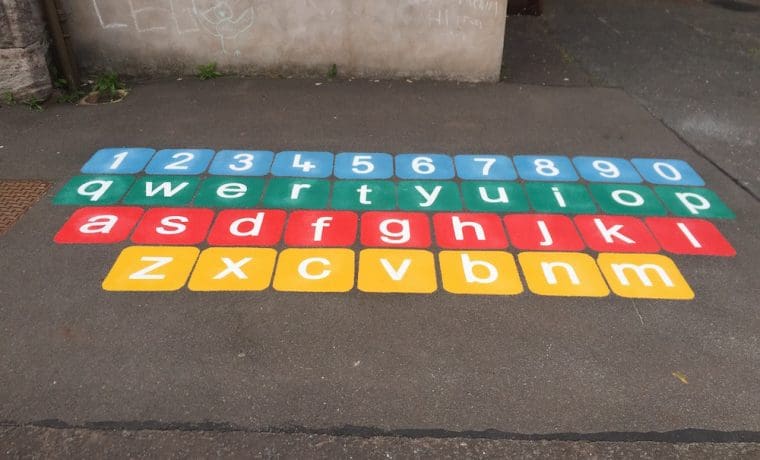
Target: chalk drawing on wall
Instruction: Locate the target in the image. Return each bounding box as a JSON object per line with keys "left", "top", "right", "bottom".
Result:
{"left": 192, "top": 0, "right": 255, "bottom": 55}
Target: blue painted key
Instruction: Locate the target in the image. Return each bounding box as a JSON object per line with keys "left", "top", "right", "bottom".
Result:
{"left": 573, "top": 156, "right": 643, "bottom": 183}
{"left": 455, "top": 154, "right": 516, "bottom": 180}
{"left": 631, "top": 158, "right": 705, "bottom": 186}
{"left": 395, "top": 153, "right": 455, "bottom": 180}
{"left": 81, "top": 147, "right": 155, "bottom": 174}
{"left": 208, "top": 150, "right": 274, "bottom": 176}
{"left": 514, "top": 155, "right": 579, "bottom": 181}
{"left": 271, "top": 151, "right": 334, "bottom": 178}
{"left": 145, "top": 149, "right": 214, "bottom": 175}
{"left": 334, "top": 152, "right": 394, "bottom": 179}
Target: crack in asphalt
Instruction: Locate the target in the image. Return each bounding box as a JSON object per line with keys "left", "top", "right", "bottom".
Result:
{"left": 2, "top": 420, "right": 760, "bottom": 444}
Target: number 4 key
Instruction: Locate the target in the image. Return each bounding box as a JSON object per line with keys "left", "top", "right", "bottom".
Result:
{"left": 271, "top": 151, "right": 334, "bottom": 178}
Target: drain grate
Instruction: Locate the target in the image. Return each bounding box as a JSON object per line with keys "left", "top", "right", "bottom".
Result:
{"left": 0, "top": 180, "right": 52, "bottom": 235}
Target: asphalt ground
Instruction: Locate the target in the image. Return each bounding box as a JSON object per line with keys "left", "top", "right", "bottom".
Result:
{"left": 1, "top": 78, "right": 759, "bottom": 450}
{"left": 504, "top": 0, "right": 760, "bottom": 198}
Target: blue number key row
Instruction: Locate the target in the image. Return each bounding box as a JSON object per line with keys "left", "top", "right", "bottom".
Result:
{"left": 81, "top": 148, "right": 706, "bottom": 186}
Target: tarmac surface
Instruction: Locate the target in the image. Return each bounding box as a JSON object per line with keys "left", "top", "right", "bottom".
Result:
{"left": 1, "top": 78, "right": 759, "bottom": 450}
{"left": 505, "top": 0, "right": 760, "bottom": 198}
{"left": 2, "top": 1, "right": 760, "bottom": 452}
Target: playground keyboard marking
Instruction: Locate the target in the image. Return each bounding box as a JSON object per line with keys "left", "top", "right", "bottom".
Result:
{"left": 52, "top": 149, "right": 737, "bottom": 299}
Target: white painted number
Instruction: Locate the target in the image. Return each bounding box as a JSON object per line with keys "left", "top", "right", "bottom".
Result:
{"left": 534, "top": 158, "right": 560, "bottom": 177}
{"left": 292, "top": 154, "right": 316, "bottom": 172}
{"left": 109, "top": 151, "right": 129, "bottom": 170}
{"left": 473, "top": 157, "right": 496, "bottom": 176}
{"left": 592, "top": 160, "right": 621, "bottom": 178}
{"left": 164, "top": 152, "right": 195, "bottom": 170}
{"left": 653, "top": 162, "right": 682, "bottom": 181}
{"left": 412, "top": 157, "right": 435, "bottom": 175}
{"left": 229, "top": 153, "right": 254, "bottom": 171}
{"left": 351, "top": 155, "right": 375, "bottom": 174}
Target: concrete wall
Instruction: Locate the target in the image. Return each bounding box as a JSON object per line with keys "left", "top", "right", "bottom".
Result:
{"left": 59, "top": 0, "right": 508, "bottom": 81}
{"left": 0, "top": 0, "right": 51, "bottom": 100}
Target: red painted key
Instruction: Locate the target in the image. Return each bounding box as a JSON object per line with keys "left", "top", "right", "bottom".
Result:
{"left": 206, "top": 209, "right": 286, "bottom": 246}
{"left": 284, "top": 210, "right": 358, "bottom": 247}
{"left": 575, "top": 215, "right": 660, "bottom": 253}
{"left": 646, "top": 217, "right": 736, "bottom": 256}
{"left": 433, "top": 212, "right": 507, "bottom": 249}
{"left": 54, "top": 206, "right": 144, "bottom": 244}
{"left": 131, "top": 207, "right": 214, "bottom": 245}
{"left": 504, "top": 214, "right": 585, "bottom": 251}
{"left": 361, "top": 211, "right": 431, "bottom": 248}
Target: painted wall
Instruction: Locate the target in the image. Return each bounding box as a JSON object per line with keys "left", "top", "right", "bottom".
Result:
{"left": 59, "top": 0, "right": 508, "bottom": 81}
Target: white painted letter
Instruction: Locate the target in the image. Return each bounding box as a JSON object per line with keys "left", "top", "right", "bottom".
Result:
{"left": 77, "top": 180, "right": 113, "bottom": 202}
{"left": 379, "top": 259, "right": 412, "bottom": 281}
{"left": 593, "top": 218, "right": 634, "bottom": 244}
{"left": 298, "top": 257, "right": 331, "bottom": 280}
{"left": 129, "top": 256, "right": 172, "bottom": 280}
{"left": 290, "top": 183, "right": 311, "bottom": 200}
{"left": 452, "top": 216, "right": 485, "bottom": 241}
{"left": 537, "top": 220, "right": 553, "bottom": 247}
{"left": 610, "top": 263, "right": 674, "bottom": 287}
{"left": 230, "top": 213, "right": 265, "bottom": 237}
{"left": 415, "top": 185, "right": 442, "bottom": 207}
{"left": 156, "top": 216, "right": 188, "bottom": 235}
{"left": 79, "top": 215, "right": 118, "bottom": 234}
{"left": 541, "top": 262, "right": 580, "bottom": 285}
{"left": 478, "top": 186, "right": 509, "bottom": 203}
{"left": 145, "top": 181, "right": 188, "bottom": 198}
{"left": 379, "top": 219, "right": 411, "bottom": 244}
{"left": 552, "top": 186, "right": 567, "bottom": 208}
{"left": 216, "top": 183, "right": 247, "bottom": 199}
{"left": 311, "top": 217, "right": 333, "bottom": 242}
{"left": 214, "top": 257, "right": 252, "bottom": 280}
{"left": 611, "top": 189, "right": 645, "bottom": 207}
{"left": 357, "top": 184, "right": 373, "bottom": 205}
{"left": 462, "top": 254, "right": 498, "bottom": 284}
{"left": 675, "top": 192, "right": 711, "bottom": 215}
{"left": 676, "top": 222, "right": 702, "bottom": 248}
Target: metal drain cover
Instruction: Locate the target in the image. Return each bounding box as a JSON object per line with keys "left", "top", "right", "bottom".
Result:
{"left": 0, "top": 180, "right": 52, "bottom": 235}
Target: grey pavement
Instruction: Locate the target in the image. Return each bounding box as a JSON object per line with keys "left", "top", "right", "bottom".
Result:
{"left": 504, "top": 0, "right": 760, "bottom": 198}
{"left": 1, "top": 77, "right": 759, "bottom": 450}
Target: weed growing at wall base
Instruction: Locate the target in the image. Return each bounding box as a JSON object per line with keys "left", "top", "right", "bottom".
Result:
{"left": 23, "top": 97, "right": 43, "bottom": 111}
{"left": 327, "top": 64, "right": 338, "bottom": 79}
{"left": 1, "top": 92, "right": 15, "bottom": 106}
{"left": 94, "top": 72, "right": 125, "bottom": 99}
{"left": 197, "top": 63, "right": 223, "bottom": 80}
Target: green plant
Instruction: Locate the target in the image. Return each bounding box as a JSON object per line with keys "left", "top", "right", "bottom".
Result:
{"left": 197, "top": 62, "right": 222, "bottom": 80}
{"left": 327, "top": 63, "right": 338, "bottom": 79}
{"left": 1, "top": 91, "right": 15, "bottom": 105}
{"left": 94, "top": 72, "right": 125, "bottom": 100}
{"left": 23, "top": 97, "right": 43, "bottom": 111}
{"left": 57, "top": 89, "right": 84, "bottom": 104}
{"left": 52, "top": 77, "right": 84, "bottom": 104}
{"left": 53, "top": 77, "right": 68, "bottom": 90}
